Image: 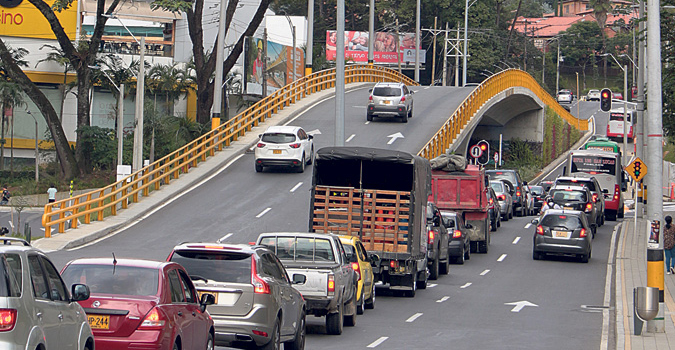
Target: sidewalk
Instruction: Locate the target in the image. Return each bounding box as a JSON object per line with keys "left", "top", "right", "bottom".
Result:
{"left": 615, "top": 217, "right": 675, "bottom": 349}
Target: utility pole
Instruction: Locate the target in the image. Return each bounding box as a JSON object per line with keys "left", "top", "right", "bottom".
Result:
{"left": 396, "top": 19, "right": 401, "bottom": 74}
{"left": 292, "top": 25, "right": 296, "bottom": 81}
{"left": 463, "top": 0, "right": 469, "bottom": 86}
{"left": 415, "top": 0, "right": 420, "bottom": 82}
{"left": 132, "top": 36, "right": 145, "bottom": 173}
{"left": 335, "top": 0, "right": 345, "bottom": 146}
{"left": 442, "top": 22, "right": 448, "bottom": 86}
{"left": 635, "top": 0, "right": 645, "bottom": 218}
{"left": 305, "top": 0, "right": 314, "bottom": 75}
{"left": 118, "top": 83, "right": 124, "bottom": 166}
{"left": 211, "top": 0, "right": 227, "bottom": 129}
{"left": 263, "top": 29, "right": 268, "bottom": 97}
{"left": 368, "top": 0, "right": 374, "bottom": 65}
{"left": 456, "top": 23, "right": 460, "bottom": 87}
{"left": 431, "top": 17, "right": 437, "bottom": 85}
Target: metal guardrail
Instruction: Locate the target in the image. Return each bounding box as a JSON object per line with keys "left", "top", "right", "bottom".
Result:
{"left": 418, "top": 69, "right": 590, "bottom": 160}
{"left": 41, "top": 65, "right": 418, "bottom": 237}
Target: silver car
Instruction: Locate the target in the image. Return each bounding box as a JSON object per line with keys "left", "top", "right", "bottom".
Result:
{"left": 168, "top": 243, "right": 306, "bottom": 350}
{"left": 367, "top": 82, "right": 414, "bottom": 123}
{"left": 587, "top": 89, "right": 601, "bottom": 101}
{"left": 0, "top": 238, "right": 94, "bottom": 350}
{"left": 557, "top": 89, "right": 573, "bottom": 103}
{"left": 490, "top": 180, "right": 513, "bottom": 220}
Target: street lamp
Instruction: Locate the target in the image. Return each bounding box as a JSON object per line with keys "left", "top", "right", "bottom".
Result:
{"left": 280, "top": 14, "right": 297, "bottom": 82}
{"left": 462, "top": 0, "right": 478, "bottom": 86}
{"left": 89, "top": 65, "right": 125, "bottom": 167}
{"left": 600, "top": 52, "right": 629, "bottom": 165}
{"left": 24, "top": 111, "right": 38, "bottom": 182}
{"left": 542, "top": 36, "right": 561, "bottom": 93}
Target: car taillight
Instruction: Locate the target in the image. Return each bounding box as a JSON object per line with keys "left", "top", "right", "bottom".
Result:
{"left": 516, "top": 191, "right": 521, "bottom": 197}
{"left": 328, "top": 274, "right": 335, "bottom": 296}
{"left": 369, "top": 95, "right": 373, "bottom": 102}
{"left": 585, "top": 203, "right": 593, "bottom": 212}
{"left": 580, "top": 228, "right": 587, "bottom": 238}
{"left": 614, "top": 185, "right": 620, "bottom": 200}
{"left": 256, "top": 142, "right": 265, "bottom": 148}
{"left": 498, "top": 194, "right": 506, "bottom": 201}
{"left": 139, "top": 308, "right": 166, "bottom": 330}
{"left": 251, "top": 258, "right": 270, "bottom": 294}
{"left": 536, "top": 225, "right": 544, "bottom": 235}
{"left": 453, "top": 230, "right": 462, "bottom": 238}
{"left": 0, "top": 309, "right": 16, "bottom": 332}
{"left": 390, "top": 260, "right": 399, "bottom": 269}
{"left": 400, "top": 96, "right": 406, "bottom": 103}
{"left": 489, "top": 198, "right": 494, "bottom": 205}
{"left": 428, "top": 229, "right": 435, "bottom": 245}
{"left": 351, "top": 262, "right": 361, "bottom": 281}
{"left": 253, "top": 330, "right": 269, "bottom": 337}
{"left": 592, "top": 193, "right": 598, "bottom": 202}
{"left": 289, "top": 143, "right": 301, "bottom": 149}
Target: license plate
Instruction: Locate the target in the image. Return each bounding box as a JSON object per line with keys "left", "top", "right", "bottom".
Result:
{"left": 553, "top": 230, "right": 570, "bottom": 239}
{"left": 273, "top": 150, "right": 282, "bottom": 154}
{"left": 198, "top": 291, "right": 218, "bottom": 304}
{"left": 564, "top": 207, "right": 573, "bottom": 210}
{"left": 87, "top": 315, "right": 110, "bottom": 330}
{"left": 383, "top": 100, "right": 391, "bottom": 105}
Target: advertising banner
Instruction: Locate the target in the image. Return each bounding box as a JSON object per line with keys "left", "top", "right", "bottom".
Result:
{"left": 0, "top": 0, "right": 78, "bottom": 40}
{"left": 245, "top": 37, "right": 304, "bottom": 96}
{"left": 325, "top": 30, "right": 425, "bottom": 64}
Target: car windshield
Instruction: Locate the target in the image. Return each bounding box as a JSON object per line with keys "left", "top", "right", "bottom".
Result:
{"left": 490, "top": 182, "right": 504, "bottom": 193}
{"left": 487, "top": 171, "right": 517, "bottom": 187}
{"left": 61, "top": 264, "right": 160, "bottom": 296}
{"left": 261, "top": 133, "right": 296, "bottom": 144}
{"left": 440, "top": 214, "right": 456, "bottom": 228}
{"left": 259, "top": 237, "right": 335, "bottom": 262}
{"left": 556, "top": 180, "right": 595, "bottom": 191}
{"left": 541, "top": 215, "right": 583, "bottom": 230}
{"left": 169, "top": 251, "right": 252, "bottom": 284}
{"left": 372, "top": 87, "right": 402, "bottom": 97}
{"left": 530, "top": 186, "right": 544, "bottom": 195}
{"left": 550, "top": 189, "right": 587, "bottom": 202}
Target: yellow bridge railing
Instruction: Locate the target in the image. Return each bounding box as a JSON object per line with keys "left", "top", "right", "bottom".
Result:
{"left": 418, "top": 69, "right": 589, "bottom": 160}
{"left": 41, "top": 65, "right": 418, "bottom": 237}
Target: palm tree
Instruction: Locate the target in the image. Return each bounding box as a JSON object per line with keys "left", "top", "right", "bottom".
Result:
{"left": 35, "top": 44, "right": 75, "bottom": 122}
{"left": 0, "top": 81, "right": 25, "bottom": 172}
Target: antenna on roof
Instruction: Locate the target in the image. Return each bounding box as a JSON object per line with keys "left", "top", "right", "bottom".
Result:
{"left": 112, "top": 252, "right": 117, "bottom": 274}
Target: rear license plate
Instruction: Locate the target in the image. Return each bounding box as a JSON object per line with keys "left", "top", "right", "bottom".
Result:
{"left": 273, "top": 150, "right": 282, "bottom": 154}
{"left": 383, "top": 100, "right": 391, "bottom": 105}
{"left": 87, "top": 315, "right": 110, "bottom": 330}
{"left": 564, "top": 207, "right": 573, "bottom": 210}
{"left": 553, "top": 230, "right": 570, "bottom": 239}
{"left": 198, "top": 291, "right": 218, "bottom": 304}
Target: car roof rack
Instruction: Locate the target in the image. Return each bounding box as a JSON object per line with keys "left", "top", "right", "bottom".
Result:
{"left": 0, "top": 237, "right": 31, "bottom": 246}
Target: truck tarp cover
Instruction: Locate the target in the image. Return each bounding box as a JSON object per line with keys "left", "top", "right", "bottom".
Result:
{"left": 313, "top": 147, "right": 431, "bottom": 195}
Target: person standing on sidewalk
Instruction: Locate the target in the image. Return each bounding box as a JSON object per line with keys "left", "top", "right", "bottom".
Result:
{"left": 47, "top": 184, "right": 57, "bottom": 203}
{"left": 664, "top": 216, "right": 675, "bottom": 274}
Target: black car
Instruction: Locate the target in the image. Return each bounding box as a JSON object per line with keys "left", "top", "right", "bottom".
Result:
{"left": 532, "top": 209, "right": 592, "bottom": 263}
{"left": 486, "top": 169, "right": 527, "bottom": 217}
{"left": 529, "top": 185, "right": 546, "bottom": 211}
{"left": 440, "top": 210, "right": 472, "bottom": 264}
{"left": 554, "top": 176, "right": 605, "bottom": 227}
{"left": 539, "top": 180, "right": 555, "bottom": 193}
{"left": 548, "top": 185, "right": 598, "bottom": 237}
{"left": 426, "top": 202, "right": 450, "bottom": 279}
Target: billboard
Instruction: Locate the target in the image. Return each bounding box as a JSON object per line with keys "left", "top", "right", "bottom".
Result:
{"left": 326, "top": 31, "right": 425, "bottom": 64}
{"left": 245, "top": 37, "right": 305, "bottom": 96}
{"left": 0, "top": 0, "right": 78, "bottom": 40}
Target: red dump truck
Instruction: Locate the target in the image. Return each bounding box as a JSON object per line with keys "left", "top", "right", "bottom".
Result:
{"left": 429, "top": 164, "right": 491, "bottom": 253}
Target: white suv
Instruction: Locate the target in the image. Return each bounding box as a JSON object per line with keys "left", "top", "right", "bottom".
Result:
{"left": 254, "top": 125, "right": 314, "bottom": 173}
{"left": 367, "top": 82, "right": 414, "bottom": 123}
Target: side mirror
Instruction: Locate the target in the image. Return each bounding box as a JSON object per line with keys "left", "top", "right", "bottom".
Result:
{"left": 433, "top": 216, "right": 441, "bottom": 227}
{"left": 199, "top": 293, "right": 216, "bottom": 312}
{"left": 465, "top": 223, "right": 473, "bottom": 229}
{"left": 369, "top": 254, "right": 380, "bottom": 265}
{"left": 603, "top": 189, "right": 609, "bottom": 194}
{"left": 71, "top": 284, "right": 90, "bottom": 302}
{"left": 308, "top": 134, "right": 314, "bottom": 139}
{"left": 368, "top": 88, "right": 373, "bottom": 93}
{"left": 531, "top": 218, "right": 540, "bottom": 225}
{"left": 292, "top": 274, "right": 307, "bottom": 285}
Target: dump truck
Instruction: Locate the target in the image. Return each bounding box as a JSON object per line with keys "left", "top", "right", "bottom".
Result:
{"left": 308, "top": 147, "right": 432, "bottom": 297}
{"left": 429, "top": 164, "right": 491, "bottom": 253}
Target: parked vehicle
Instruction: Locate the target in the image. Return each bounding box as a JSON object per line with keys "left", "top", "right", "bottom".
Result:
{"left": 257, "top": 232, "right": 357, "bottom": 335}
{"left": 431, "top": 165, "right": 491, "bottom": 253}
{"left": 486, "top": 169, "right": 527, "bottom": 217}
{"left": 167, "top": 243, "right": 306, "bottom": 350}
{"left": 309, "top": 147, "right": 432, "bottom": 296}
{"left": 529, "top": 185, "right": 547, "bottom": 212}
{"left": 0, "top": 238, "right": 94, "bottom": 350}
{"left": 339, "top": 236, "right": 376, "bottom": 314}
{"left": 440, "top": 211, "right": 472, "bottom": 264}
{"left": 426, "top": 202, "right": 450, "bottom": 279}
{"left": 490, "top": 180, "right": 513, "bottom": 221}
{"left": 548, "top": 185, "right": 598, "bottom": 237}
{"left": 532, "top": 209, "right": 593, "bottom": 263}
{"left": 367, "top": 82, "right": 415, "bottom": 122}
{"left": 554, "top": 176, "right": 605, "bottom": 227}
{"left": 487, "top": 187, "right": 501, "bottom": 231}
{"left": 60, "top": 258, "right": 215, "bottom": 350}
{"left": 254, "top": 126, "right": 314, "bottom": 173}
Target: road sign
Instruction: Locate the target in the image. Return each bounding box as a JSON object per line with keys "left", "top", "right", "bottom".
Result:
{"left": 494, "top": 152, "right": 499, "bottom": 163}
{"left": 470, "top": 145, "right": 483, "bottom": 158}
{"left": 626, "top": 157, "right": 647, "bottom": 182}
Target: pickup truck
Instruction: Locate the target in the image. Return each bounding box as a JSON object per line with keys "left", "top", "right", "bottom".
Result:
{"left": 256, "top": 232, "right": 358, "bottom": 335}
{"left": 308, "top": 147, "right": 431, "bottom": 297}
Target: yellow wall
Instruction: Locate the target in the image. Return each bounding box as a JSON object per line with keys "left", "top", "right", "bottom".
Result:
{"left": 0, "top": 0, "right": 78, "bottom": 40}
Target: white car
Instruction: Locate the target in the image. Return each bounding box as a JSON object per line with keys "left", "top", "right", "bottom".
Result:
{"left": 254, "top": 125, "right": 314, "bottom": 172}
{"left": 587, "top": 89, "right": 601, "bottom": 101}
{"left": 557, "top": 89, "right": 573, "bottom": 103}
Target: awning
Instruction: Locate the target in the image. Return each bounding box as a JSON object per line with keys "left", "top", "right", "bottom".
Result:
{"left": 81, "top": 0, "right": 181, "bottom": 23}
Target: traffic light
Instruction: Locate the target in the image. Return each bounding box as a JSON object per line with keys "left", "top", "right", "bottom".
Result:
{"left": 477, "top": 140, "right": 490, "bottom": 165}
{"left": 600, "top": 88, "right": 612, "bottom": 112}
{"left": 633, "top": 159, "right": 642, "bottom": 180}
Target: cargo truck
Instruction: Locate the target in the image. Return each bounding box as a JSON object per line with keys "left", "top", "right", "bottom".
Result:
{"left": 429, "top": 165, "right": 491, "bottom": 253}
{"left": 308, "top": 147, "right": 432, "bottom": 297}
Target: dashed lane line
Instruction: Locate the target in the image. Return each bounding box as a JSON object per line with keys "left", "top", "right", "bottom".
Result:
{"left": 428, "top": 283, "right": 437, "bottom": 288}
{"left": 256, "top": 208, "right": 272, "bottom": 218}
{"left": 498, "top": 254, "right": 507, "bottom": 262}
{"left": 365, "top": 121, "right": 371, "bottom": 125}
{"left": 437, "top": 296, "right": 450, "bottom": 303}
{"left": 406, "top": 313, "right": 423, "bottom": 322}
{"left": 346, "top": 134, "right": 356, "bottom": 143}
{"left": 460, "top": 283, "right": 472, "bottom": 289}
{"left": 524, "top": 223, "right": 532, "bottom": 229}
{"left": 480, "top": 270, "right": 490, "bottom": 276}
{"left": 512, "top": 237, "right": 521, "bottom": 244}
{"left": 290, "top": 182, "right": 303, "bottom": 193}
{"left": 367, "top": 337, "right": 389, "bottom": 348}
{"left": 217, "top": 233, "right": 233, "bottom": 243}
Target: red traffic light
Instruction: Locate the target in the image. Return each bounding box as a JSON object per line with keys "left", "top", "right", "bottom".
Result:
{"left": 601, "top": 91, "right": 610, "bottom": 98}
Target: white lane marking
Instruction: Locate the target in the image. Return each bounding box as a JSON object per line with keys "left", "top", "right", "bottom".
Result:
{"left": 498, "top": 254, "right": 507, "bottom": 262}
{"left": 365, "top": 121, "right": 371, "bottom": 125}
{"left": 346, "top": 134, "right": 356, "bottom": 143}
{"left": 256, "top": 208, "right": 272, "bottom": 218}
{"left": 524, "top": 223, "right": 532, "bottom": 229}
{"left": 290, "top": 182, "right": 303, "bottom": 193}
{"left": 480, "top": 269, "right": 490, "bottom": 276}
{"left": 352, "top": 106, "right": 366, "bottom": 109}
{"left": 505, "top": 300, "right": 538, "bottom": 312}
{"left": 460, "top": 282, "right": 472, "bottom": 289}
{"left": 601, "top": 223, "right": 620, "bottom": 350}
{"left": 424, "top": 86, "right": 431, "bottom": 90}
{"left": 406, "top": 313, "right": 423, "bottom": 322}
{"left": 367, "top": 337, "right": 389, "bottom": 348}
{"left": 387, "top": 132, "right": 404, "bottom": 145}
{"left": 217, "top": 233, "right": 233, "bottom": 243}
{"left": 437, "top": 296, "right": 450, "bottom": 303}
{"left": 427, "top": 283, "right": 437, "bottom": 288}
{"left": 512, "top": 237, "right": 521, "bottom": 244}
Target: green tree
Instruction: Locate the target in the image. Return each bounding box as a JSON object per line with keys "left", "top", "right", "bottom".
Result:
{"left": 35, "top": 44, "right": 76, "bottom": 123}
{"left": 560, "top": 21, "right": 603, "bottom": 89}
{"left": 662, "top": 1, "right": 675, "bottom": 136}
{"left": 0, "top": 81, "right": 25, "bottom": 172}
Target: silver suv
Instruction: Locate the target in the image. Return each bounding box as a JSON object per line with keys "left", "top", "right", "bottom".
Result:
{"left": 367, "top": 82, "right": 414, "bottom": 123}
{"left": 0, "top": 238, "right": 94, "bottom": 350}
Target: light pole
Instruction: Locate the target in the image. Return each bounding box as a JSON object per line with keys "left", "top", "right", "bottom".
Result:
{"left": 24, "top": 111, "right": 38, "bottom": 182}
{"left": 600, "top": 53, "right": 629, "bottom": 165}
{"left": 542, "top": 36, "right": 560, "bottom": 92}
{"left": 282, "top": 15, "right": 297, "bottom": 82}
{"left": 89, "top": 65, "right": 125, "bottom": 166}
{"left": 211, "top": 0, "right": 227, "bottom": 129}
{"left": 462, "top": 0, "right": 478, "bottom": 86}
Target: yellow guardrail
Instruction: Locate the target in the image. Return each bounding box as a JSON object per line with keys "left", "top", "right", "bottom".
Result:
{"left": 418, "top": 69, "right": 589, "bottom": 160}
{"left": 41, "top": 65, "right": 418, "bottom": 237}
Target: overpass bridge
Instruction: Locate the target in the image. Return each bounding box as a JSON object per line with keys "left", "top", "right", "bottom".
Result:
{"left": 40, "top": 65, "right": 588, "bottom": 238}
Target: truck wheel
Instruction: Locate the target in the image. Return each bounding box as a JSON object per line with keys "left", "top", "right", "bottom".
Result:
{"left": 364, "top": 284, "right": 375, "bottom": 310}
{"left": 407, "top": 277, "right": 418, "bottom": 297}
{"left": 344, "top": 288, "right": 357, "bottom": 327}
{"left": 440, "top": 256, "right": 450, "bottom": 275}
{"left": 618, "top": 206, "right": 624, "bottom": 218}
{"left": 479, "top": 241, "right": 489, "bottom": 253}
{"left": 416, "top": 271, "right": 427, "bottom": 291}
{"left": 429, "top": 254, "right": 439, "bottom": 280}
{"left": 470, "top": 241, "right": 478, "bottom": 253}
{"left": 491, "top": 218, "right": 497, "bottom": 232}
{"left": 606, "top": 210, "right": 617, "bottom": 221}
{"left": 326, "top": 302, "right": 343, "bottom": 335}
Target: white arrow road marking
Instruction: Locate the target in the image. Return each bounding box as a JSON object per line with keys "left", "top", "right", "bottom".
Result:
{"left": 387, "top": 132, "right": 405, "bottom": 145}
{"left": 306, "top": 129, "right": 322, "bottom": 135}
{"left": 512, "top": 237, "right": 521, "bottom": 244}
{"left": 290, "top": 182, "right": 303, "bottom": 193}
{"left": 256, "top": 208, "right": 272, "bottom": 218}
{"left": 8, "top": 221, "right": 13, "bottom": 229}
{"left": 505, "top": 300, "right": 539, "bottom": 312}
{"left": 480, "top": 269, "right": 490, "bottom": 276}
{"left": 460, "top": 282, "right": 472, "bottom": 289}
{"left": 498, "top": 254, "right": 507, "bottom": 262}
{"left": 367, "top": 337, "right": 389, "bottom": 348}
{"left": 524, "top": 223, "right": 532, "bottom": 229}
{"left": 346, "top": 134, "right": 356, "bottom": 143}
{"left": 217, "top": 233, "right": 233, "bottom": 243}
{"left": 406, "top": 313, "right": 423, "bottom": 322}
{"left": 437, "top": 296, "right": 450, "bottom": 303}
{"left": 428, "top": 283, "right": 437, "bottom": 288}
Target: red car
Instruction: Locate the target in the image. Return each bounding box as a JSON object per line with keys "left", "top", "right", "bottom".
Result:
{"left": 60, "top": 258, "right": 215, "bottom": 350}
{"left": 612, "top": 92, "right": 624, "bottom": 100}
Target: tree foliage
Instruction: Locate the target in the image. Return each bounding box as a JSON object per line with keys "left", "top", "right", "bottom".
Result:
{"left": 662, "top": 1, "right": 675, "bottom": 137}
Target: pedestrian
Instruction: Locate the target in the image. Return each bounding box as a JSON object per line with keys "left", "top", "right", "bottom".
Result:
{"left": 663, "top": 216, "right": 675, "bottom": 274}
{"left": 47, "top": 184, "right": 58, "bottom": 203}
{"left": 0, "top": 185, "right": 9, "bottom": 205}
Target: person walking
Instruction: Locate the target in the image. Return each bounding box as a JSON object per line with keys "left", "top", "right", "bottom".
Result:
{"left": 47, "top": 184, "right": 58, "bottom": 203}
{"left": 664, "top": 216, "right": 675, "bottom": 274}
{"left": 0, "top": 185, "right": 9, "bottom": 205}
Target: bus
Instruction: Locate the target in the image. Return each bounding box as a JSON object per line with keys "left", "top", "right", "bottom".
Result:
{"left": 583, "top": 137, "right": 620, "bottom": 154}
{"left": 606, "top": 108, "right": 637, "bottom": 142}
{"left": 564, "top": 149, "right": 627, "bottom": 221}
